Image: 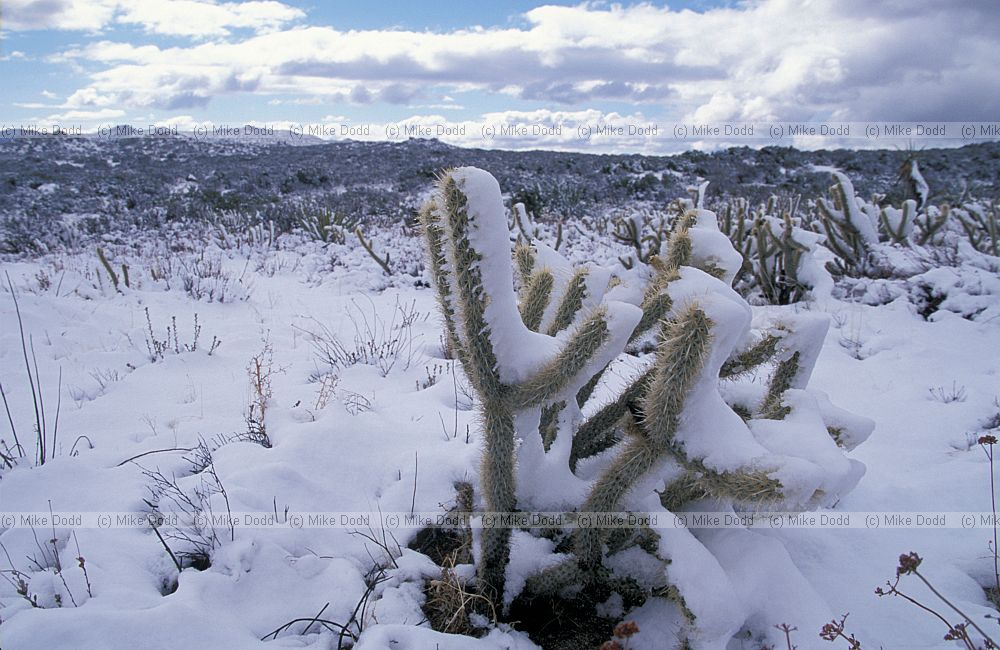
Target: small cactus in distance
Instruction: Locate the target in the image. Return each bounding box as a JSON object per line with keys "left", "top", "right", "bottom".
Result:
{"left": 878, "top": 199, "right": 917, "bottom": 245}
{"left": 954, "top": 201, "right": 1000, "bottom": 256}
{"left": 354, "top": 226, "right": 393, "bottom": 275}
{"left": 815, "top": 171, "right": 881, "bottom": 277}
{"left": 96, "top": 246, "right": 130, "bottom": 292}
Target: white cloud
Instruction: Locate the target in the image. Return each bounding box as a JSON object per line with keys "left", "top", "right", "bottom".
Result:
{"left": 46, "top": 107, "right": 125, "bottom": 120}
{"left": 114, "top": 0, "right": 304, "bottom": 37}
{"left": 4, "top": 0, "right": 117, "bottom": 31}
{"left": 33, "top": 1, "right": 1000, "bottom": 122}
{"left": 4, "top": 0, "right": 302, "bottom": 36}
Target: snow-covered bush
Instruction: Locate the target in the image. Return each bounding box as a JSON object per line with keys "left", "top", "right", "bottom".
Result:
{"left": 297, "top": 206, "right": 358, "bottom": 245}
{"left": 419, "top": 167, "right": 873, "bottom": 646}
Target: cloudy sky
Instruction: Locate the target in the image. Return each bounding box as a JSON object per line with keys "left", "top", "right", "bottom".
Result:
{"left": 2, "top": 0, "right": 998, "bottom": 151}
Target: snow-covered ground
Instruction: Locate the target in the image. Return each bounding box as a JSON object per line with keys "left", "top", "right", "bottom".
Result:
{"left": 1, "top": 220, "right": 999, "bottom": 649}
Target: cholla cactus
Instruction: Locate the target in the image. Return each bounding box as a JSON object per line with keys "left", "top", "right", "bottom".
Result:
{"left": 717, "top": 196, "right": 818, "bottom": 305}
{"left": 914, "top": 204, "right": 951, "bottom": 246}
{"left": 815, "top": 172, "right": 881, "bottom": 277}
{"left": 718, "top": 197, "right": 753, "bottom": 276}
{"left": 878, "top": 200, "right": 917, "bottom": 245}
{"left": 750, "top": 213, "right": 817, "bottom": 305}
{"left": 954, "top": 201, "right": 999, "bottom": 256}
{"left": 420, "top": 167, "right": 872, "bottom": 646}
{"left": 611, "top": 208, "right": 673, "bottom": 269}
{"left": 510, "top": 201, "right": 563, "bottom": 251}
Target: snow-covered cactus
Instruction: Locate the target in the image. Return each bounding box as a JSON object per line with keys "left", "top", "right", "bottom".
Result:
{"left": 750, "top": 212, "right": 819, "bottom": 305}
{"left": 878, "top": 199, "right": 917, "bottom": 245}
{"left": 611, "top": 207, "right": 672, "bottom": 269}
{"left": 899, "top": 156, "right": 929, "bottom": 210}
{"left": 915, "top": 204, "right": 951, "bottom": 246}
{"left": 510, "top": 201, "right": 563, "bottom": 250}
{"left": 420, "top": 167, "right": 873, "bottom": 646}
{"left": 955, "top": 202, "right": 1000, "bottom": 257}
{"left": 419, "top": 168, "right": 643, "bottom": 601}
{"left": 815, "top": 172, "right": 881, "bottom": 277}
{"left": 716, "top": 196, "right": 818, "bottom": 305}
{"left": 718, "top": 198, "right": 753, "bottom": 276}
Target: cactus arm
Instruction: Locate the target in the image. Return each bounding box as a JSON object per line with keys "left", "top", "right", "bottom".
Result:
{"left": 444, "top": 168, "right": 555, "bottom": 385}
{"left": 419, "top": 201, "right": 465, "bottom": 362}
{"left": 659, "top": 461, "right": 782, "bottom": 511}
{"left": 96, "top": 247, "right": 120, "bottom": 291}
{"left": 575, "top": 366, "right": 606, "bottom": 408}
{"left": 758, "top": 315, "right": 829, "bottom": 419}
{"left": 640, "top": 306, "right": 714, "bottom": 448}
{"left": 628, "top": 270, "right": 677, "bottom": 344}
{"left": 546, "top": 268, "right": 589, "bottom": 336}
{"left": 720, "top": 333, "right": 781, "bottom": 379}
{"left": 577, "top": 430, "right": 663, "bottom": 568}
{"left": 355, "top": 226, "right": 393, "bottom": 275}
{"left": 478, "top": 407, "right": 517, "bottom": 602}
{"left": 759, "top": 351, "right": 800, "bottom": 420}
{"left": 817, "top": 201, "right": 858, "bottom": 265}
{"left": 539, "top": 401, "right": 566, "bottom": 451}
{"left": 916, "top": 205, "right": 948, "bottom": 245}
{"left": 514, "top": 240, "right": 536, "bottom": 286}
{"left": 570, "top": 367, "right": 654, "bottom": 469}
{"left": 524, "top": 556, "right": 587, "bottom": 596}
{"left": 519, "top": 268, "right": 555, "bottom": 332}
{"left": 508, "top": 308, "right": 611, "bottom": 409}
{"left": 663, "top": 226, "right": 693, "bottom": 271}
{"left": 575, "top": 305, "right": 713, "bottom": 568}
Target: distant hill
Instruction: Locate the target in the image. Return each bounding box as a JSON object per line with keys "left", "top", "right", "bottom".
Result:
{"left": 1, "top": 137, "right": 997, "bottom": 234}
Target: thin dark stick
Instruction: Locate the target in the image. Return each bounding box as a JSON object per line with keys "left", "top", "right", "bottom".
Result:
{"left": 261, "top": 615, "right": 349, "bottom": 641}
{"left": 985, "top": 442, "right": 1000, "bottom": 600}
{"left": 913, "top": 570, "right": 998, "bottom": 646}
{"left": 30, "top": 338, "right": 46, "bottom": 465}
{"left": 28, "top": 525, "right": 52, "bottom": 570}
{"left": 301, "top": 601, "right": 330, "bottom": 635}
{"left": 52, "top": 367, "right": 62, "bottom": 458}
{"left": 410, "top": 451, "right": 418, "bottom": 515}
{"left": 0, "top": 379, "right": 24, "bottom": 457}
{"left": 71, "top": 531, "right": 93, "bottom": 598}
{"left": 6, "top": 273, "right": 43, "bottom": 466}
{"left": 69, "top": 435, "right": 94, "bottom": 456}
{"left": 888, "top": 581, "right": 960, "bottom": 634}
{"left": 151, "top": 524, "right": 182, "bottom": 572}
{"left": 115, "top": 447, "right": 195, "bottom": 467}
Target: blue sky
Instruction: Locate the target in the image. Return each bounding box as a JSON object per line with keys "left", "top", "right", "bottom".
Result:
{"left": 1, "top": 1, "right": 998, "bottom": 151}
